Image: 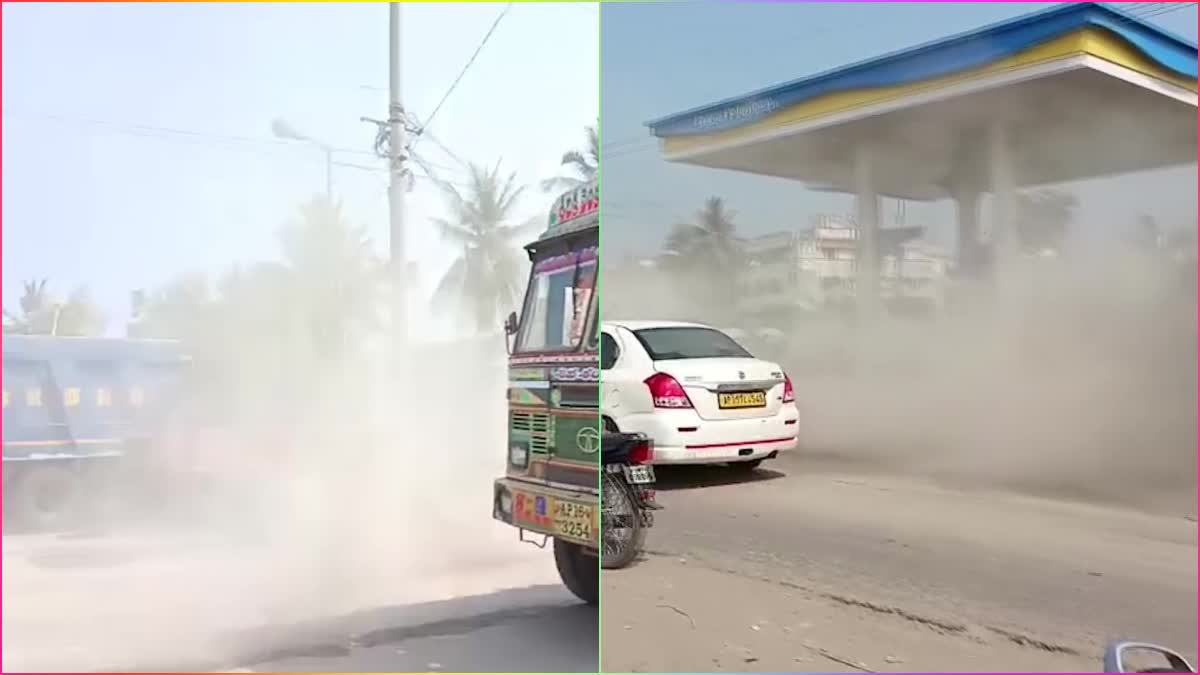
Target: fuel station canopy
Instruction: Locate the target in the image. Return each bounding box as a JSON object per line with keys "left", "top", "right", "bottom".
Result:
{"left": 646, "top": 2, "right": 1197, "bottom": 202}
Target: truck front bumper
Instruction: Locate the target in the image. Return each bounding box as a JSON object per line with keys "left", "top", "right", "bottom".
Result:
{"left": 493, "top": 477, "right": 599, "bottom": 549}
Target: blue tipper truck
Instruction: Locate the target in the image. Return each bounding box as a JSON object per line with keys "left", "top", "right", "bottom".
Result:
{"left": 2, "top": 335, "right": 190, "bottom": 528}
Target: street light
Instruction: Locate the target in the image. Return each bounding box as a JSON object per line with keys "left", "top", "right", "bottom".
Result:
{"left": 272, "top": 117, "right": 333, "bottom": 200}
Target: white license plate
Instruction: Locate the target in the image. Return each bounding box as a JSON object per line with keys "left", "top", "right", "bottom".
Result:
{"left": 623, "top": 464, "right": 655, "bottom": 484}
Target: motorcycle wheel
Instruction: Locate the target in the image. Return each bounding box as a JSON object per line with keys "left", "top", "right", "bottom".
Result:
{"left": 601, "top": 472, "right": 645, "bottom": 570}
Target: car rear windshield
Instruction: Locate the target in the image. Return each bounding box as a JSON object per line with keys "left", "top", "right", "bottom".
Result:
{"left": 633, "top": 327, "right": 753, "bottom": 361}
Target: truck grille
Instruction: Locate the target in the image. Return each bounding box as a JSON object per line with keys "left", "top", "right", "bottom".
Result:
{"left": 511, "top": 411, "right": 553, "bottom": 453}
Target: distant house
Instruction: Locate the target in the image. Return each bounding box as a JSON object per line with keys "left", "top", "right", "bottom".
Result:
{"left": 735, "top": 214, "right": 951, "bottom": 317}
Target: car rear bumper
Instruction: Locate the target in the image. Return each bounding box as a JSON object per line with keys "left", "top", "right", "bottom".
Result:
{"left": 651, "top": 437, "right": 795, "bottom": 464}
{"left": 616, "top": 407, "right": 799, "bottom": 465}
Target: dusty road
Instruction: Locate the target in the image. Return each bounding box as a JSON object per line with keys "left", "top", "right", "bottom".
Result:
{"left": 239, "top": 590, "right": 596, "bottom": 673}
{"left": 602, "top": 454, "right": 1197, "bottom": 673}
{"left": 3, "top": 524, "right": 597, "bottom": 672}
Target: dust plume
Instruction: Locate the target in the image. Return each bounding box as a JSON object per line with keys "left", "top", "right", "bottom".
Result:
{"left": 2, "top": 322, "right": 555, "bottom": 672}
{"left": 603, "top": 226, "right": 1197, "bottom": 515}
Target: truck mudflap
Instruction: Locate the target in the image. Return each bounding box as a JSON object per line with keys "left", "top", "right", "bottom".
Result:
{"left": 493, "top": 478, "right": 599, "bottom": 549}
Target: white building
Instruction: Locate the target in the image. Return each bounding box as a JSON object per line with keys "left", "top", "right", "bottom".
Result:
{"left": 737, "top": 214, "right": 950, "bottom": 316}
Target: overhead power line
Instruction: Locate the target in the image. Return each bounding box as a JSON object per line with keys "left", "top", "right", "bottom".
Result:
{"left": 602, "top": 135, "right": 655, "bottom": 152}
{"left": 1118, "top": 1, "right": 1195, "bottom": 18}
{"left": 604, "top": 142, "right": 659, "bottom": 161}
{"left": 417, "top": 2, "right": 514, "bottom": 137}
{"left": 405, "top": 109, "right": 470, "bottom": 169}
{"left": 3, "top": 109, "right": 378, "bottom": 158}
{"left": 1138, "top": 2, "right": 1196, "bottom": 18}
{"left": 1120, "top": 2, "right": 1164, "bottom": 15}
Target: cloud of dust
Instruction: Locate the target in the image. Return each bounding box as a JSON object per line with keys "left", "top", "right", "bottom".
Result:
{"left": 603, "top": 234, "right": 1197, "bottom": 514}
{"left": 3, "top": 320, "right": 556, "bottom": 672}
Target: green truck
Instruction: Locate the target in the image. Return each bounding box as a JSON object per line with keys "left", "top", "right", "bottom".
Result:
{"left": 493, "top": 180, "right": 599, "bottom": 604}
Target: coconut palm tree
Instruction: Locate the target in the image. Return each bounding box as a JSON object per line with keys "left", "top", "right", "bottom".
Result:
{"left": 4, "top": 279, "right": 50, "bottom": 333}
{"left": 660, "top": 197, "right": 743, "bottom": 312}
{"left": 432, "top": 162, "right": 541, "bottom": 332}
{"left": 3, "top": 278, "right": 105, "bottom": 335}
{"left": 666, "top": 196, "right": 741, "bottom": 270}
{"left": 275, "top": 197, "right": 384, "bottom": 358}
{"left": 137, "top": 198, "right": 383, "bottom": 357}
{"left": 541, "top": 121, "right": 598, "bottom": 192}
{"left": 18, "top": 278, "right": 50, "bottom": 316}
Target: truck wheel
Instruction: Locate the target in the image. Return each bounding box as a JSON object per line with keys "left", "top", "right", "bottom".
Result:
{"left": 11, "top": 464, "right": 83, "bottom": 531}
{"left": 554, "top": 538, "right": 598, "bottom": 605}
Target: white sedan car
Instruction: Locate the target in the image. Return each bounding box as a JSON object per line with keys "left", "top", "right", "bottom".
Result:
{"left": 600, "top": 320, "right": 799, "bottom": 470}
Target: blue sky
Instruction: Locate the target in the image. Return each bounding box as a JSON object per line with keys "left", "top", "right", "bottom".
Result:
{"left": 2, "top": 2, "right": 598, "bottom": 338}
{"left": 600, "top": 1, "right": 1198, "bottom": 260}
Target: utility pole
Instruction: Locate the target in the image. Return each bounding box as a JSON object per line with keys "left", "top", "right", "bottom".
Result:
{"left": 388, "top": 2, "right": 407, "bottom": 348}
{"left": 323, "top": 147, "right": 333, "bottom": 202}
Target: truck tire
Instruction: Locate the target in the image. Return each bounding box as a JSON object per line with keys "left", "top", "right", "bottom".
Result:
{"left": 10, "top": 464, "right": 83, "bottom": 531}
{"left": 554, "top": 538, "right": 598, "bottom": 605}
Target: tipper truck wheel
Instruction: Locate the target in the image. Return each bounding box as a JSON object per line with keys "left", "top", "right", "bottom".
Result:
{"left": 9, "top": 464, "right": 83, "bottom": 531}
{"left": 554, "top": 538, "right": 598, "bottom": 605}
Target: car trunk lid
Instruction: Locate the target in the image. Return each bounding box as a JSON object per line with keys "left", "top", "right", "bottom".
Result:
{"left": 652, "top": 357, "right": 785, "bottom": 421}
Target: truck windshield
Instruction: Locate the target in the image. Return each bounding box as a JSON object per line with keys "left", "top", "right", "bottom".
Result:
{"left": 515, "top": 245, "right": 597, "bottom": 353}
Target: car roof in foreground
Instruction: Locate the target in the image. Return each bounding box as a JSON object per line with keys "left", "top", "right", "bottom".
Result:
{"left": 605, "top": 319, "right": 718, "bottom": 332}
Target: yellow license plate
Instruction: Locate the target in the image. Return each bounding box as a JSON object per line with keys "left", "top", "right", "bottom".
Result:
{"left": 718, "top": 391, "right": 767, "bottom": 409}
{"left": 553, "top": 500, "right": 594, "bottom": 542}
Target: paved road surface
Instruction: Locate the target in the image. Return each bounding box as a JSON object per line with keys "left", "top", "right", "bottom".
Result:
{"left": 3, "top": 526, "right": 597, "bottom": 672}
{"left": 603, "top": 453, "right": 1197, "bottom": 672}
{"left": 241, "top": 590, "right": 596, "bottom": 673}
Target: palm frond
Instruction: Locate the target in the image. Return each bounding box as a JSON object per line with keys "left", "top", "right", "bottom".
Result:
{"left": 430, "top": 217, "right": 478, "bottom": 246}
{"left": 541, "top": 122, "right": 599, "bottom": 192}
{"left": 540, "top": 175, "right": 585, "bottom": 192}
{"left": 428, "top": 161, "right": 534, "bottom": 332}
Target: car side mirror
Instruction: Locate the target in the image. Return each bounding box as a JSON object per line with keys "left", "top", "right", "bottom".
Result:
{"left": 1105, "top": 641, "right": 1195, "bottom": 673}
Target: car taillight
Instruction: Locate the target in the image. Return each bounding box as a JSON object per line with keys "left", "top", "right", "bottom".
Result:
{"left": 628, "top": 438, "right": 654, "bottom": 465}
{"left": 644, "top": 372, "right": 693, "bottom": 409}
{"left": 782, "top": 374, "right": 795, "bottom": 403}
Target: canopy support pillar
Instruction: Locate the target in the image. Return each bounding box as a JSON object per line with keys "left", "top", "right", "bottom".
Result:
{"left": 954, "top": 189, "right": 982, "bottom": 278}
{"left": 987, "top": 121, "right": 1019, "bottom": 280}
{"left": 854, "top": 144, "right": 881, "bottom": 320}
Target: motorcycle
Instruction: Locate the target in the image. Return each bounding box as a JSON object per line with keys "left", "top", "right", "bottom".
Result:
{"left": 600, "top": 431, "right": 659, "bottom": 569}
{"left": 1104, "top": 641, "right": 1195, "bottom": 673}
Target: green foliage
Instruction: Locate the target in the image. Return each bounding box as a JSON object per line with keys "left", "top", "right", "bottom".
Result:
{"left": 541, "top": 121, "right": 599, "bottom": 193}
{"left": 431, "top": 162, "right": 540, "bottom": 333}
{"left": 3, "top": 278, "right": 106, "bottom": 336}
